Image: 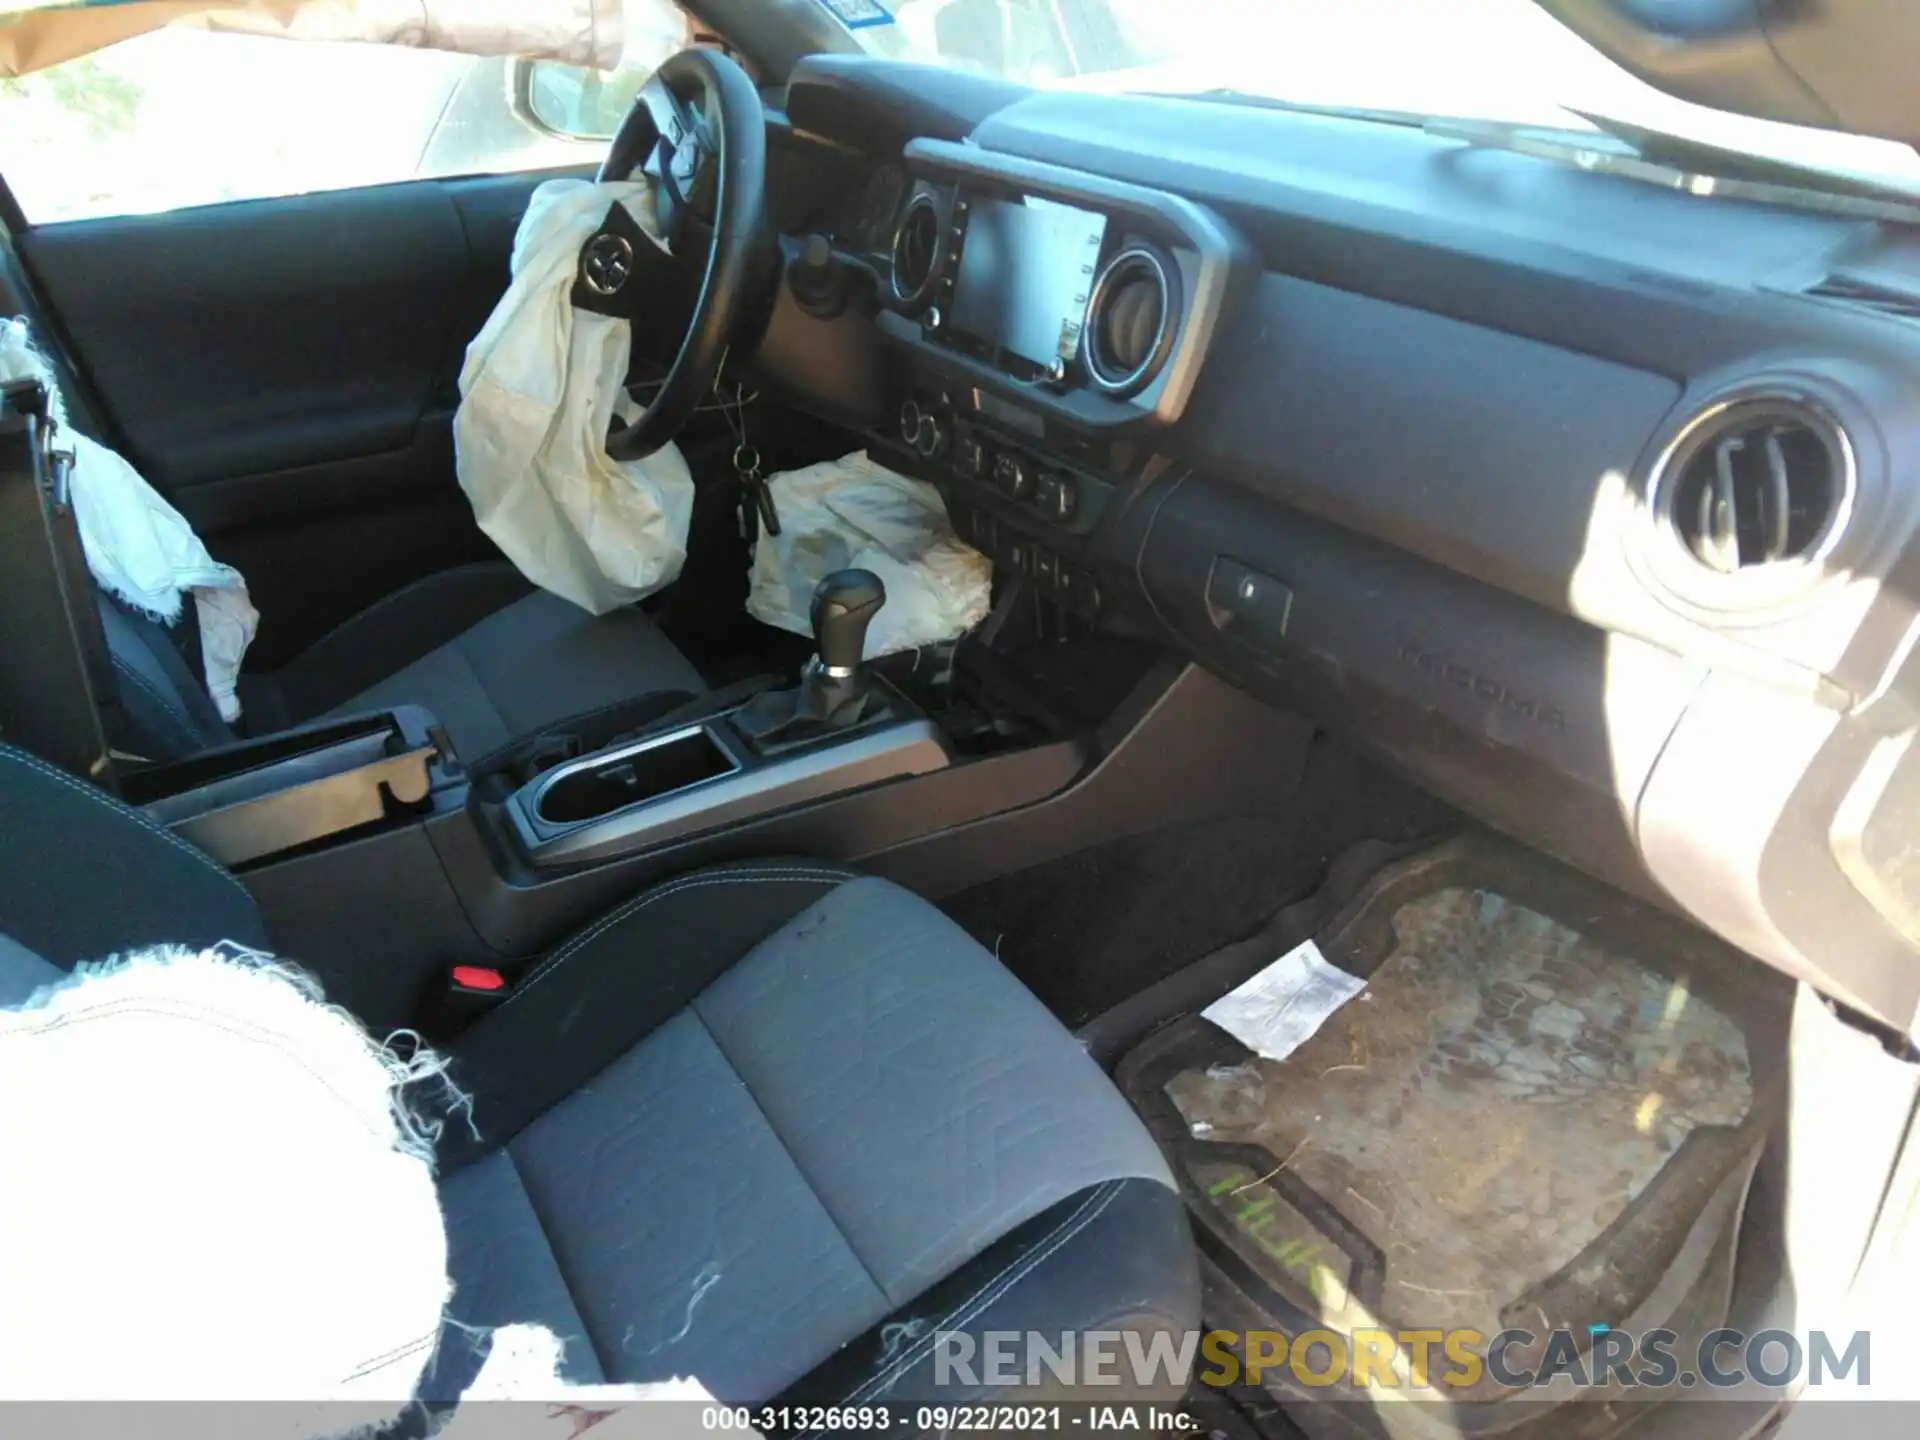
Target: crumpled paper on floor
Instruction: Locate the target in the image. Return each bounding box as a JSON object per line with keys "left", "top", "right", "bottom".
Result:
{"left": 1200, "top": 937, "right": 1365, "bottom": 1063}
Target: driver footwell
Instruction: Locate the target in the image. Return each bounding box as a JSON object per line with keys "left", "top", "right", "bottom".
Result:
{"left": 1116, "top": 835, "right": 1790, "bottom": 1440}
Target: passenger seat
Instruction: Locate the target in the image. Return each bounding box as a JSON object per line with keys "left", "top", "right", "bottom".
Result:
{"left": 0, "top": 745, "right": 1200, "bottom": 1404}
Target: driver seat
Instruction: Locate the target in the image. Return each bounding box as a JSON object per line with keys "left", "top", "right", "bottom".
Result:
{"left": 99, "top": 560, "right": 706, "bottom": 765}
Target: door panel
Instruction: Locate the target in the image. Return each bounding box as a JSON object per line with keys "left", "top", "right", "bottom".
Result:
{"left": 22, "top": 184, "right": 465, "bottom": 486}
{"left": 10, "top": 169, "right": 583, "bottom": 667}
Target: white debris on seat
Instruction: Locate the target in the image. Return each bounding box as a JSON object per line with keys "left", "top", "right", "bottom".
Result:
{"left": 748, "top": 452, "right": 992, "bottom": 658}
{"left": 0, "top": 946, "right": 450, "bottom": 1431}
{"left": 440, "top": 1323, "right": 741, "bottom": 1440}
{"left": 0, "top": 940, "right": 735, "bottom": 1434}
{"left": 1200, "top": 937, "right": 1366, "bottom": 1064}
{"left": 0, "top": 317, "right": 259, "bottom": 721}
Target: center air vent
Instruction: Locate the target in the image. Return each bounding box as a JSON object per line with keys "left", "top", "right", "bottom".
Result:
{"left": 1655, "top": 398, "right": 1852, "bottom": 576}
{"left": 891, "top": 194, "right": 941, "bottom": 307}
{"left": 1083, "top": 245, "right": 1177, "bottom": 397}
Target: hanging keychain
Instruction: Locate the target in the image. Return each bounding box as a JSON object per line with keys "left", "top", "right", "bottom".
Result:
{"left": 718, "top": 382, "right": 780, "bottom": 540}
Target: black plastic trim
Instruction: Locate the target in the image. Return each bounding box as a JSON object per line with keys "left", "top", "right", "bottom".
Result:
{"left": 0, "top": 173, "right": 29, "bottom": 236}
{"left": 890, "top": 137, "right": 1253, "bottom": 433}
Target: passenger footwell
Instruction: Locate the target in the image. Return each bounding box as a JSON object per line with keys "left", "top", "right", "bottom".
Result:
{"left": 1118, "top": 835, "right": 1787, "bottom": 1436}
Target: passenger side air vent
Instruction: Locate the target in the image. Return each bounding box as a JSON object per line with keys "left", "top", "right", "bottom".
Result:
{"left": 1804, "top": 273, "right": 1920, "bottom": 322}
{"left": 1083, "top": 245, "right": 1177, "bottom": 397}
{"left": 891, "top": 194, "right": 941, "bottom": 307}
{"left": 1656, "top": 399, "right": 1851, "bottom": 575}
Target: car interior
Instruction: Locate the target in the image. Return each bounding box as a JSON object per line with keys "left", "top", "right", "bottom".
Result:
{"left": 4, "top": 0, "right": 1920, "bottom": 1435}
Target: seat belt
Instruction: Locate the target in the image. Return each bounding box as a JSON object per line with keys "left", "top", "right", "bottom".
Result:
{"left": 0, "top": 380, "right": 122, "bottom": 786}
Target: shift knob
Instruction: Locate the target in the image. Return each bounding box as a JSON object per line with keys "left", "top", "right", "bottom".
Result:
{"left": 811, "top": 569, "right": 886, "bottom": 676}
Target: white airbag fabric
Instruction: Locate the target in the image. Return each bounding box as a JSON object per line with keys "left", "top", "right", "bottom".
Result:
{"left": 748, "top": 452, "right": 992, "bottom": 658}
{"left": 0, "top": 317, "right": 258, "bottom": 721}
{"left": 0, "top": 944, "right": 732, "bottom": 1429}
{"left": 0, "top": 0, "right": 632, "bottom": 78}
{"left": 454, "top": 178, "right": 694, "bottom": 616}
{"left": 0, "top": 947, "right": 449, "bottom": 1426}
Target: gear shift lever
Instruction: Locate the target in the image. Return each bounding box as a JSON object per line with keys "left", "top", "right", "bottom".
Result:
{"left": 733, "top": 569, "right": 888, "bottom": 752}
{"left": 812, "top": 569, "right": 886, "bottom": 679}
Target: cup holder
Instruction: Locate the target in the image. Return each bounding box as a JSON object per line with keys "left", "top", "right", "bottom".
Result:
{"left": 535, "top": 725, "right": 737, "bottom": 825}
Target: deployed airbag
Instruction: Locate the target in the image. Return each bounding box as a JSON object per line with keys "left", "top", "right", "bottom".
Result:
{"left": 0, "top": 318, "right": 258, "bottom": 721}
{"left": 454, "top": 178, "right": 695, "bottom": 617}
{"left": 0, "top": 946, "right": 451, "bottom": 1418}
{"left": 0, "top": 943, "right": 731, "bottom": 1426}
{"left": 0, "top": 0, "right": 626, "bottom": 78}
{"left": 747, "top": 452, "right": 992, "bottom": 658}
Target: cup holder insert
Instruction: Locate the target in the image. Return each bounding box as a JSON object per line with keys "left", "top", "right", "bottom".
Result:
{"left": 535, "top": 726, "right": 737, "bottom": 825}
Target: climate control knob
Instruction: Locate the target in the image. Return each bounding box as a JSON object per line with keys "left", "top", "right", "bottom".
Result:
{"left": 993, "top": 453, "right": 1032, "bottom": 500}
{"left": 898, "top": 398, "right": 924, "bottom": 447}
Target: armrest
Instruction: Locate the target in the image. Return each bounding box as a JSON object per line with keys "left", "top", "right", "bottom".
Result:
{"left": 124, "top": 706, "right": 464, "bottom": 868}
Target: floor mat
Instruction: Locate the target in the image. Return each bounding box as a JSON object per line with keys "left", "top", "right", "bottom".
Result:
{"left": 1118, "top": 834, "right": 1789, "bottom": 1425}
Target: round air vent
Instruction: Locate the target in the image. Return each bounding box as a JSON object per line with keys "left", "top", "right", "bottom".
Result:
{"left": 1083, "top": 246, "right": 1178, "bottom": 397}
{"left": 890, "top": 194, "right": 942, "bottom": 307}
{"left": 1654, "top": 397, "right": 1853, "bottom": 576}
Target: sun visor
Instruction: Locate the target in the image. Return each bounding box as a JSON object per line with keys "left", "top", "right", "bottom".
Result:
{"left": 0, "top": 0, "right": 626, "bottom": 78}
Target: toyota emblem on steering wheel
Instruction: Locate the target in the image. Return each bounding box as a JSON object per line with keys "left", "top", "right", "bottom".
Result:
{"left": 581, "top": 233, "right": 635, "bottom": 296}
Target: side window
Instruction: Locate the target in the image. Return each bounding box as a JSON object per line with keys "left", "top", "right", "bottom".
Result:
{"left": 0, "top": 32, "right": 655, "bottom": 226}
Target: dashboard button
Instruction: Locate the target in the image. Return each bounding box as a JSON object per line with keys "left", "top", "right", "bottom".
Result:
{"left": 1059, "top": 565, "right": 1101, "bottom": 617}
{"left": 1079, "top": 571, "right": 1102, "bottom": 616}
{"left": 955, "top": 433, "right": 987, "bottom": 480}
{"left": 1035, "top": 472, "right": 1078, "bottom": 524}
{"left": 1057, "top": 563, "right": 1080, "bottom": 607}
{"left": 1049, "top": 474, "right": 1078, "bottom": 523}
{"left": 1054, "top": 563, "right": 1099, "bottom": 616}
{"left": 993, "top": 454, "right": 1032, "bottom": 500}
{"left": 1206, "top": 557, "right": 1292, "bottom": 641}
{"left": 1033, "top": 548, "right": 1059, "bottom": 590}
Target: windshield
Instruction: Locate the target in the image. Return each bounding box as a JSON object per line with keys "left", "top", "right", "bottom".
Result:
{"left": 830, "top": 0, "right": 1920, "bottom": 192}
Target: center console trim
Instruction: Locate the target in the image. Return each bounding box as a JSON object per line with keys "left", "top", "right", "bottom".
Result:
{"left": 133, "top": 705, "right": 453, "bottom": 869}
{"left": 506, "top": 713, "right": 954, "bottom": 869}
{"left": 525, "top": 721, "right": 743, "bottom": 823}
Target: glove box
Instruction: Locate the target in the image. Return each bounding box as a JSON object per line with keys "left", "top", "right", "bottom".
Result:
{"left": 1135, "top": 472, "right": 1695, "bottom": 902}
{"left": 121, "top": 706, "right": 462, "bottom": 868}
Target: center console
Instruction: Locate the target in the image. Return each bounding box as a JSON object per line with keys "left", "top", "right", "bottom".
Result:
{"left": 503, "top": 687, "right": 949, "bottom": 869}
{"left": 113, "top": 562, "right": 1303, "bottom": 1041}
{"left": 7, "top": 361, "right": 1308, "bottom": 1044}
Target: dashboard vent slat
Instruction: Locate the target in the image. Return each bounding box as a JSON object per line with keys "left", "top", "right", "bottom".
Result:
{"left": 1759, "top": 430, "right": 1792, "bottom": 557}
{"left": 1660, "top": 400, "right": 1849, "bottom": 576}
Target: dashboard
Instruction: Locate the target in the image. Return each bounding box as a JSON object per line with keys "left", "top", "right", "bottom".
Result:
{"left": 747, "top": 54, "right": 1920, "bottom": 1037}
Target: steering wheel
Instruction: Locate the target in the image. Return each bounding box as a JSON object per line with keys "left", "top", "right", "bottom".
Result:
{"left": 594, "top": 48, "right": 771, "bottom": 462}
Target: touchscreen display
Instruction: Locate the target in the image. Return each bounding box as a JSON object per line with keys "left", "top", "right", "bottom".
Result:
{"left": 948, "top": 195, "right": 1107, "bottom": 369}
